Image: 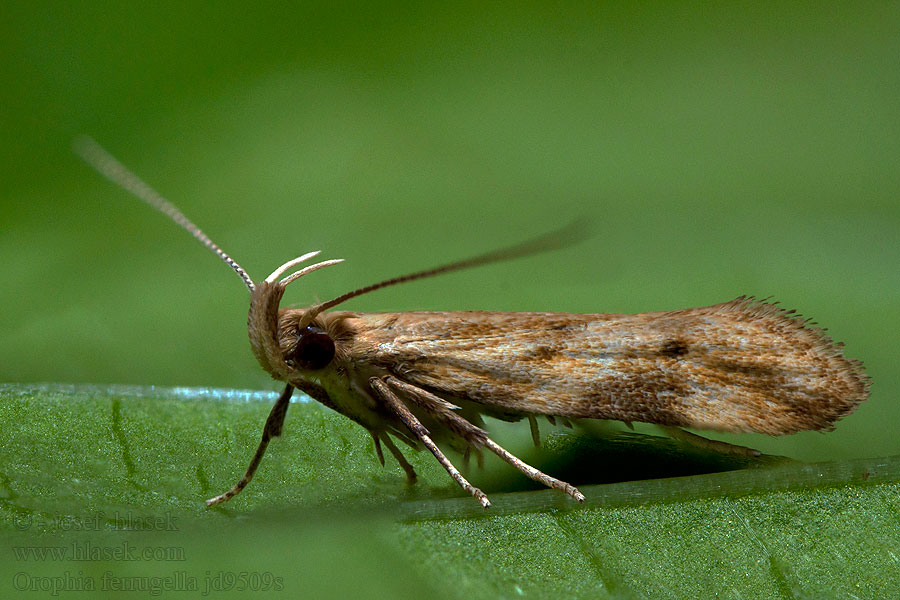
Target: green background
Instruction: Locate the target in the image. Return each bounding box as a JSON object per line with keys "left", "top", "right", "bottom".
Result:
{"left": 2, "top": 2, "right": 899, "bottom": 598}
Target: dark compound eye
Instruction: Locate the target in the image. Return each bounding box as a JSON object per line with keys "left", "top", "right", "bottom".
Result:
{"left": 288, "top": 325, "right": 335, "bottom": 370}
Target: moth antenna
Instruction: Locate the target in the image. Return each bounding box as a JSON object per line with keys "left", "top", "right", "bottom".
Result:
{"left": 297, "top": 219, "right": 590, "bottom": 329}
{"left": 73, "top": 135, "right": 256, "bottom": 292}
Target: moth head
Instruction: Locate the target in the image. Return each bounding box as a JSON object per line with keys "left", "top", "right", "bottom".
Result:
{"left": 247, "top": 251, "right": 343, "bottom": 381}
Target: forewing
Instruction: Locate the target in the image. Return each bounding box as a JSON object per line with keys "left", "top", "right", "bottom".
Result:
{"left": 344, "top": 298, "right": 868, "bottom": 434}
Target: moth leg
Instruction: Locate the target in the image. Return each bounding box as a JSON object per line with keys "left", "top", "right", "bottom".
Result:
{"left": 369, "top": 378, "right": 490, "bottom": 508}
{"left": 461, "top": 446, "right": 486, "bottom": 471}
{"left": 659, "top": 426, "right": 761, "bottom": 457}
{"left": 487, "top": 439, "right": 585, "bottom": 501}
{"left": 528, "top": 415, "right": 541, "bottom": 447}
{"left": 370, "top": 432, "right": 386, "bottom": 467}
{"left": 380, "top": 434, "right": 418, "bottom": 483}
{"left": 206, "top": 383, "right": 294, "bottom": 507}
{"left": 385, "top": 377, "right": 585, "bottom": 503}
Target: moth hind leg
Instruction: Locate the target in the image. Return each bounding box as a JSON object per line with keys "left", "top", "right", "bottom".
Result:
{"left": 480, "top": 437, "right": 584, "bottom": 502}
{"left": 384, "top": 377, "right": 585, "bottom": 503}
{"left": 370, "top": 378, "right": 490, "bottom": 508}
{"left": 659, "top": 425, "right": 761, "bottom": 457}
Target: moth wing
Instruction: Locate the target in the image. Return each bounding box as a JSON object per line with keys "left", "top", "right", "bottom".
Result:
{"left": 344, "top": 299, "right": 868, "bottom": 435}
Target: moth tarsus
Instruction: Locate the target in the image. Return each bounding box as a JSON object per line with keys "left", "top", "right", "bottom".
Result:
{"left": 77, "top": 136, "right": 870, "bottom": 509}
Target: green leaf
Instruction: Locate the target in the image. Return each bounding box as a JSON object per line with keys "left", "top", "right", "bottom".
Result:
{"left": 2, "top": 384, "right": 898, "bottom": 599}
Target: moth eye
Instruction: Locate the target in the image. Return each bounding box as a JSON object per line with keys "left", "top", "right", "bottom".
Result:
{"left": 289, "top": 325, "right": 335, "bottom": 370}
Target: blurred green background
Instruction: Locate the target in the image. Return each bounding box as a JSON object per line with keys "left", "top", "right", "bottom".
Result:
{"left": 1, "top": 2, "right": 899, "bottom": 597}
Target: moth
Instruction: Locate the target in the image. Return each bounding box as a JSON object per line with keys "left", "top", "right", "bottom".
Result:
{"left": 76, "top": 136, "right": 871, "bottom": 508}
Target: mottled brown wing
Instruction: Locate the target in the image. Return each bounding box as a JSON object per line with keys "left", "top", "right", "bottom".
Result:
{"left": 343, "top": 297, "right": 869, "bottom": 435}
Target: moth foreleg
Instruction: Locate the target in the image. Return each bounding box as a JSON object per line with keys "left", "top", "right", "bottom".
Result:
{"left": 385, "top": 377, "right": 585, "bottom": 503}
{"left": 206, "top": 383, "right": 294, "bottom": 507}
{"left": 659, "top": 426, "right": 761, "bottom": 457}
{"left": 369, "top": 378, "right": 491, "bottom": 508}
